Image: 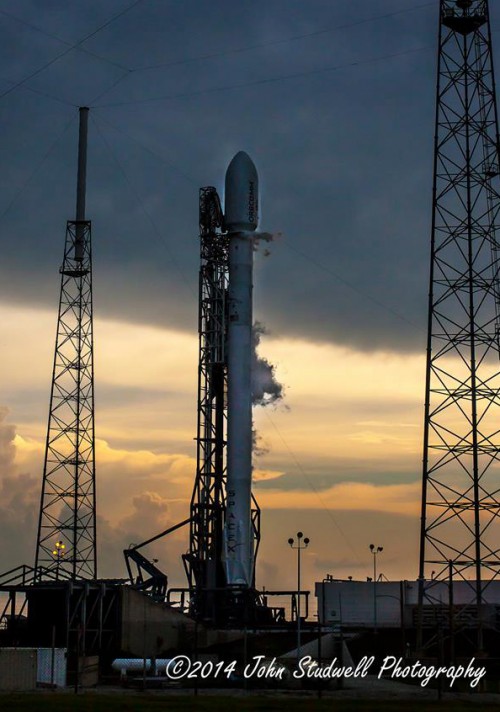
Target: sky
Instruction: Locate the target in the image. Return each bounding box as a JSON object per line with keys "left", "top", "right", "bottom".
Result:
{"left": 1, "top": 0, "right": 499, "bottom": 605}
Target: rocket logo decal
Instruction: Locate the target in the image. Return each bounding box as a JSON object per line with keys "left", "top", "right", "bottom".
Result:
{"left": 248, "top": 180, "right": 256, "bottom": 224}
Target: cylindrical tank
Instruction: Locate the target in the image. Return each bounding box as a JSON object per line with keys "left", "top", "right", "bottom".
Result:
{"left": 111, "top": 658, "right": 173, "bottom": 676}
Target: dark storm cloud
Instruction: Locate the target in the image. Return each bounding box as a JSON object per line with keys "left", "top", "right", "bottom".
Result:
{"left": 0, "top": 0, "right": 479, "bottom": 352}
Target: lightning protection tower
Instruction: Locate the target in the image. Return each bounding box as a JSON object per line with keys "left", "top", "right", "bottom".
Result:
{"left": 35, "top": 107, "right": 96, "bottom": 581}
{"left": 419, "top": 0, "right": 500, "bottom": 652}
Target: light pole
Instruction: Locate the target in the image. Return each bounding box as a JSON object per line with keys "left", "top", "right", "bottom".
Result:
{"left": 52, "top": 540, "right": 65, "bottom": 580}
{"left": 369, "top": 544, "right": 383, "bottom": 633}
{"left": 288, "top": 531, "right": 309, "bottom": 663}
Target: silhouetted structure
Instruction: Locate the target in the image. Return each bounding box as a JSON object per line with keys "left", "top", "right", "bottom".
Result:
{"left": 182, "top": 186, "right": 261, "bottom": 624}
{"left": 35, "top": 108, "right": 97, "bottom": 581}
{"left": 419, "top": 0, "right": 500, "bottom": 652}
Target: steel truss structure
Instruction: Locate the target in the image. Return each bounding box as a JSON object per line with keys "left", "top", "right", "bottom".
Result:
{"left": 419, "top": 0, "right": 500, "bottom": 651}
{"left": 0, "top": 565, "right": 121, "bottom": 672}
{"left": 182, "top": 187, "right": 261, "bottom": 624}
{"left": 35, "top": 219, "right": 96, "bottom": 581}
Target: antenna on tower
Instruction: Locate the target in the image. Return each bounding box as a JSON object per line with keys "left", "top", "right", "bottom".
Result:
{"left": 34, "top": 107, "right": 97, "bottom": 581}
{"left": 75, "top": 106, "right": 88, "bottom": 260}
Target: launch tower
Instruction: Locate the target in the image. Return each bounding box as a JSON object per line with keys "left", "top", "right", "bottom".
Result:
{"left": 124, "top": 154, "right": 289, "bottom": 627}
{"left": 182, "top": 186, "right": 230, "bottom": 620}
{"left": 182, "top": 176, "right": 262, "bottom": 625}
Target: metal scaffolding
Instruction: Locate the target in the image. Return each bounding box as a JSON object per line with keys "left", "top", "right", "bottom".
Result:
{"left": 182, "top": 187, "right": 261, "bottom": 624}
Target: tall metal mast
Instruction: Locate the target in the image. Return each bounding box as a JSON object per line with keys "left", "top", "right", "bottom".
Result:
{"left": 419, "top": 0, "right": 500, "bottom": 651}
{"left": 35, "top": 107, "right": 96, "bottom": 581}
{"left": 182, "top": 187, "right": 228, "bottom": 621}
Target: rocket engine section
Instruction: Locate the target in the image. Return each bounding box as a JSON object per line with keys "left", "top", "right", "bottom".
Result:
{"left": 224, "top": 151, "right": 259, "bottom": 588}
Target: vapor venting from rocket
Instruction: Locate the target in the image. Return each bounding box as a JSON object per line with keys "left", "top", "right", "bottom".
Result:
{"left": 223, "top": 150, "right": 283, "bottom": 587}
{"left": 252, "top": 231, "right": 282, "bottom": 258}
{"left": 252, "top": 427, "right": 269, "bottom": 457}
{"left": 251, "top": 321, "right": 284, "bottom": 407}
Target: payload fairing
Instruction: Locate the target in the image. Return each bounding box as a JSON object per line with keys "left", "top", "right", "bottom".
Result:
{"left": 224, "top": 151, "right": 259, "bottom": 587}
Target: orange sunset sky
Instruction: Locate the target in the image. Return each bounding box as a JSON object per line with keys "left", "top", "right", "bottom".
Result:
{"left": 0, "top": 298, "right": 425, "bottom": 598}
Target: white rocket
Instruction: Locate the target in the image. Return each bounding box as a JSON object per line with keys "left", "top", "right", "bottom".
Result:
{"left": 224, "top": 151, "right": 258, "bottom": 587}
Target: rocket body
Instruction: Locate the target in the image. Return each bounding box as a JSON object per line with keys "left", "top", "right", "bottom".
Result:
{"left": 224, "top": 152, "right": 258, "bottom": 587}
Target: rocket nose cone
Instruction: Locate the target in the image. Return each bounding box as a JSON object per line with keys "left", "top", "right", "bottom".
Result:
{"left": 226, "top": 151, "right": 256, "bottom": 176}
{"left": 225, "top": 151, "right": 259, "bottom": 232}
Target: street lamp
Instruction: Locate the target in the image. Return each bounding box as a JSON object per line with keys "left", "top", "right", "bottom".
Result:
{"left": 369, "top": 544, "right": 383, "bottom": 632}
{"left": 288, "top": 531, "right": 310, "bottom": 663}
{"left": 52, "top": 540, "right": 65, "bottom": 580}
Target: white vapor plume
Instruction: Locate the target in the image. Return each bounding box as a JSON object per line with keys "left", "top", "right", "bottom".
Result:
{"left": 251, "top": 321, "right": 284, "bottom": 406}
{"left": 252, "top": 231, "right": 282, "bottom": 256}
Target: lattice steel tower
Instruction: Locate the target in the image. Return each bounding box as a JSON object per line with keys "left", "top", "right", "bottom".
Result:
{"left": 182, "top": 187, "right": 228, "bottom": 620}
{"left": 182, "top": 187, "right": 261, "bottom": 625}
{"left": 419, "top": 0, "right": 500, "bottom": 649}
{"left": 35, "top": 107, "right": 96, "bottom": 580}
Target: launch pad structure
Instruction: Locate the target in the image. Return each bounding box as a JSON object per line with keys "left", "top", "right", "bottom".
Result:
{"left": 182, "top": 184, "right": 264, "bottom": 624}
{"left": 0, "top": 132, "right": 304, "bottom": 673}
{"left": 124, "top": 173, "right": 300, "bottom": 628}
{"left": 7, "top": 0, "right": 500, "bottom": 686}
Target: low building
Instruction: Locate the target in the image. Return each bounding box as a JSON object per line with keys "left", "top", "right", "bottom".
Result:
{"left": 316, "top": 578, "right": 500, "bottom": 629}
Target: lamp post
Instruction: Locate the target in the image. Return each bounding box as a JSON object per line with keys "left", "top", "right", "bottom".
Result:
{"left": 288, "top": 532, "right": 309, "bottom": 663}
{"left": 52, "top": 540, "right": 65, "bottom": 580}
{"left": 369, "top": 544, "right": 383, "bottom": 633}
